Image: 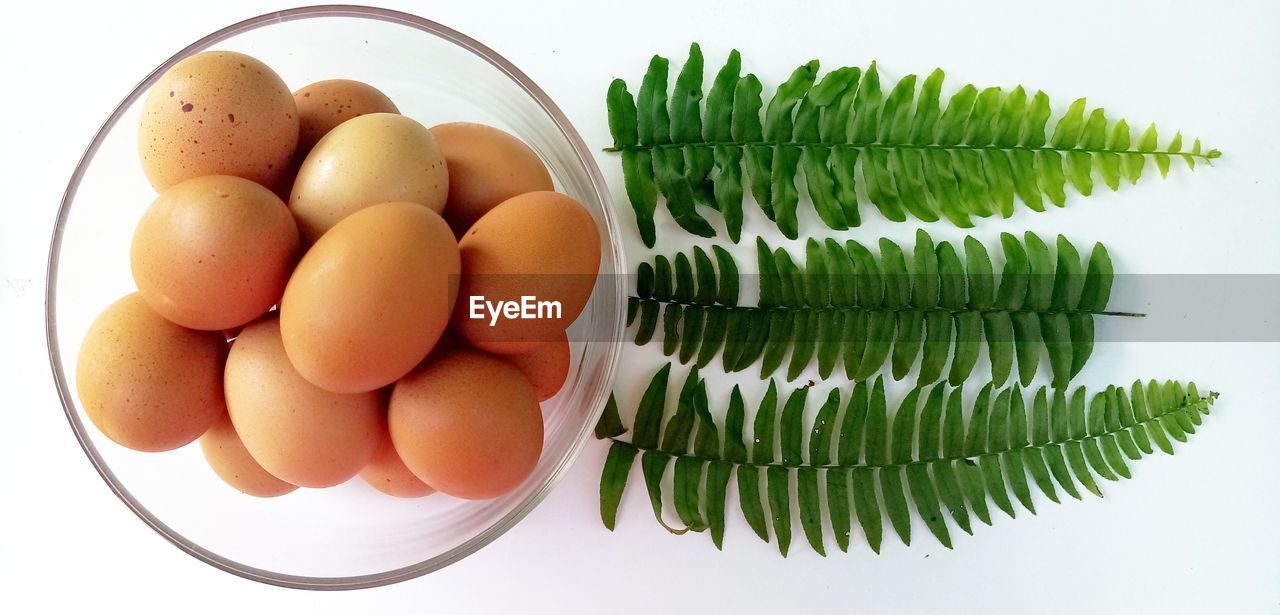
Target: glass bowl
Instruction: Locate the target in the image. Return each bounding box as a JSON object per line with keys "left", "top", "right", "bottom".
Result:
{"left": 45, "top": 5, "right": 624, "bottom": 590}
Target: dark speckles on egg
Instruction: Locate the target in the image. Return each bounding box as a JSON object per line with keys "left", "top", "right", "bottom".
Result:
{"left": 138, "top": 50, "right": 297, "bottom": 190}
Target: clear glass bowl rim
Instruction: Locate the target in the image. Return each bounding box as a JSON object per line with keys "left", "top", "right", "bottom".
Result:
{"left": 43, "top": 4, "right": 625, "bottom": 591}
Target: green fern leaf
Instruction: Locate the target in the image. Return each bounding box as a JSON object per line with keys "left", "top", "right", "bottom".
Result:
{"left": 630, "top": 231, "right": 1139, "bottom": 385}
{"left": 607, "top": 46, "right": 1222, "bottom": 246}
{"left": 767, "top": 465, "right": 792, "bottom": 555}
{"left": 599, "top": 441, "right": 637, "bottom": 530}
{"left": 600, "top": 364, "right": 1217, "bottom": 554}
{"left": 594, "top": 394, "right": 626, "bottom": 440}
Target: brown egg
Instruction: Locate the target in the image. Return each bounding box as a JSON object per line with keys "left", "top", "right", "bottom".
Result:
{"left": 200, "top": 412, "right": 297, "bottom": 497}
{"left": 389, "top": 349, "right": 543, "bottom": 500}
{"left": 359, "top": 429, "right": 435, "bottom": 498}
{"left": 225, "top": 317, "right": 381, "bottom": 488}
{"left": 294, "top": 79, "right": 399, "bottom": 157}
{"left": 502, "top": 332, "right": 570, "bottom": 402}
{"left": 452, "top": 191, "right": 600, "bottom": 355}
{"left": 138, "top": 51, "right": 298, "bottom": 191}
{"left": 280, "top": 202, "right": 460, "bottom": 394}
{"left": 76, "top": 293, "right": 226, "bottom": 452}
{"left": 431, "top": 122, "right": 553, "bottom": 235}
{"left": 289, "top": 113, "right": 448, "bottom": 243}
{"left": 130, "top": 175, "right": 299, "bottom": 331}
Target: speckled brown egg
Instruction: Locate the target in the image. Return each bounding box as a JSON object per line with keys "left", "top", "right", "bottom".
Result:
{"left": 289, "top": 113, "right": 447, "bottom": 243}
{"left": 131, "top": 175, "right": 299, "bottom": 331}
{"left": 388, "top": 349, "right": 543, "bottom": 500}
{"left": 280, "top": 202, "right": 460, "bottom": 394}
{"left": 76, "top": 293, "right": 226, "bottom": 452}
{"left": 503, "top": 332, "right": 570, "bottom": 402}
{"left": 452, "top": 191, "right": 600, "bottom": 355}
{"left": 294, "top": 79, "right": 399, "bottom": 157}
{"left": 200, "top": 411, "right": 297, "bottom": 497}
{"left": 138, "top": 51, "right": 298, "bottom": 191}
{"left": 359, "top": 428, "right": 435, "bottom": 498}
{"left": 430, "top": 122, "right": 552, "bottom": 235}
{"left": 224, "top": 317, "right": 382, "bottom": 488}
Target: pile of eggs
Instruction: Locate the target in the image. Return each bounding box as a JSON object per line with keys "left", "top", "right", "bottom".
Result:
{"left": 75, "top": 50, "right": 601, "bottom": 501}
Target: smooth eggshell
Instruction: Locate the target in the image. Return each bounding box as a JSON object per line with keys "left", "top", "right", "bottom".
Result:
{"left": 431, "top": 122, "right": 553, "bottom": 235}
{"left": 453, "top": 191, "right": 600, "bottom": 354}
{"left": 294, "top": 79, "right": 399, "bottom": 157}
{"left": 200, "top": 411, "right": 297, "bottom": 497}
{"left": 359, "top": 428, "right": 436, "bottom": 498}
{"left": 131, "top": 175, "right": 299, "bottom": 331}
{"left": 389, "top": 349, "right": 543, "bottom": 500}
{"left": 280, "top": 202, "right": 460, "bottom": 393}
{"left": 76, "top": 293, "right": 226, "bottom": 452}
{"left": 224, "top": 317, "right": 382, "bottom": 488}
{"left": 138, "top": 51, "right": 298, "bottom": 191}
{"left": 289, "top": 113, "right": 447, "bottom": 243}
{"left": 502, "top": 332, "right": 570, "bottom": 402}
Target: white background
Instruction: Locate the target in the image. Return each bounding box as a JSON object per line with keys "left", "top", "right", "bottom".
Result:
{"left": 4, "top": 1, "right": 1279, "bottom": 613}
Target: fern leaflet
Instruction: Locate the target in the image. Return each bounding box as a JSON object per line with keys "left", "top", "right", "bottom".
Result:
{"left": 627, "top": 229, "right": 1139, "bottom": 388}
{"left": 597, "top": 364, "right": 1216, "bottom": 555}
{"left": 607, "top": 43, "right": 1222, "bottom": 246}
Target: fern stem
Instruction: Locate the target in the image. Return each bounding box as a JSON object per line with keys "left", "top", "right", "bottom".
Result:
{"left": 630, "top": 297, "right": 1146, "bottom": 318}
{"left": 608, "top": 394, "right": 1213, "bottom": 472}
{"left": 1092, "top": 310, "right": 1146, "bottom": 318}
{"left": 604, "top": 142, "right": 1221, "bottom": 159}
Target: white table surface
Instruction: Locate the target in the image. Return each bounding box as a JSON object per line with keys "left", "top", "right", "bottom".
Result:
{"left": 4, "top": 1, "right": 1279, "bottom": 612}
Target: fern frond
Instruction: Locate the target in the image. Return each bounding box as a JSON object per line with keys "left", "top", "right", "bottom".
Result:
{"left": 607, "top": 43, "right": 1222, "bottom": 246}
{"left": 627, "top": 230, "right": 1138, "bottom": 388}
{"left": 598, "top": 364, "right": 1216, "bottom": 554}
